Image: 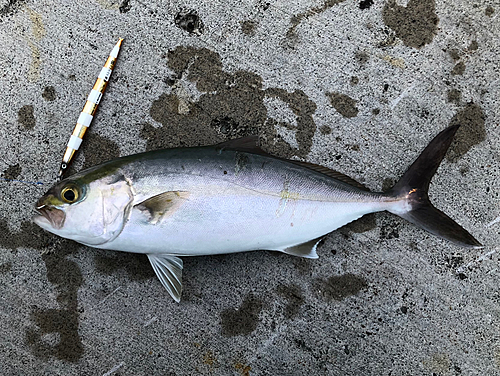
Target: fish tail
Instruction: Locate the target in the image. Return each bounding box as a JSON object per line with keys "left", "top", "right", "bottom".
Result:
{"left": 386, "top": 125, "right": 482, "bottom": 248}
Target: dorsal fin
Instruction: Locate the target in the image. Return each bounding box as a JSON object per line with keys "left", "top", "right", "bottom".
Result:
{"left": 216, "top": 137, "right": 368, "bottom": 191}
{"left": 288, "top": 160, "right": 369, "bottom": 191}
{"left": 215, "top": 136, "right": 272, "bottom": 157}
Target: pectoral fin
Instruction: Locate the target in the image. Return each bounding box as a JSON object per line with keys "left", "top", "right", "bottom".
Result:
{"left": 279, "top": 238, "right": 322, "bottom": 259}
{"left": 135, "top": 191, "right": 189, "bottom": 224}
{"left": 147, "top": 254, "right": 183, "bottom": 302}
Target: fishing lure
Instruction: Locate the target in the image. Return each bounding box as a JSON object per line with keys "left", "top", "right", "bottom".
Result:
{"left": 56, "top": 38, "right": 123, "bottom": 181}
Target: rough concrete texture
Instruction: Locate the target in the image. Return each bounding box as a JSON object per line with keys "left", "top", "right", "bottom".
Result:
{"left": 0, "top": 0, "right": 499, "bottom": 375}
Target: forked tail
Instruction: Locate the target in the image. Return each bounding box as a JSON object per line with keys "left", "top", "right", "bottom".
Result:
{"left": 387, "top": 125, "right": 482, "bottom": 248}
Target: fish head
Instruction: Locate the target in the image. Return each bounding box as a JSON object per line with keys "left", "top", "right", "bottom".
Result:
{"left": 33, "top": 172, "right": 134, "bottom": 246}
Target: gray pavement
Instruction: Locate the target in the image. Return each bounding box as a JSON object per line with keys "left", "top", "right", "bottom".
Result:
{"left": 0, "top": 0, "right": 499, "bottom": 375}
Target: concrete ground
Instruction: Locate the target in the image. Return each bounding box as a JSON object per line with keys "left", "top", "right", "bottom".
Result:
{"left": 0, "top": 0, "right": 499, "bottom": 374}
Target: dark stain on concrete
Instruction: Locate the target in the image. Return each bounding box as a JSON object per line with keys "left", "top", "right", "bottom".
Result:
{"left": 221, "top": 294, "right": 263, "bottom": 336}
{"left": 382, "top": 177, "right": 396, "bottom": 192}
{"left": 382, "top": 0, "right": 439, "bottom": 49}
{"left": 315, "top": 274, "right": 368, "bottom": 301}
{"left": 341, "top": 213, "right": 377, "bottom": 234}
{"left": 0, "top": 219, "right": 84, "bottom": 362}
{"left": 468, "top": 40, "right": 478, "bottom": 51}
{"left": 42, "top": 86, "right": 56, "bottom": 101}
{"left": 355, "top": 51, "right": 369, "bottom": 65}
{"left": 451, "top": 61, "right": 465, "bottom": 76}
{"left": 66, "top": 133, "right": 121, "bottom": 176}
{"left": 327, "top": 92, "right": 359, "bottom": 118}
{"left": 2, "top": 164, "right": 21, "bottom": 180}
{"left": 446, "top": 103, "right": 486, "bottom": 162}
{"left": 448, "top": 49, "right": 460, "bottom": 61}
{"left": 292, "top": 257, "right": 313, "bottom": 275}
{"left": 0, "top": 0, "right": 25, "bottom": 18}
{"left": 444, "top": 255, "right": 464, "bottom": 269}
{"left": 25, "top": 239, "right": 83, "bottom": 362}
{"left": 119, "top": 0, "right": 131, "bottom": 13}
{"left": 18, "top": 105, "right": 36, "bottom": 130}
{"left": 241, "top": 20, "right": 257, "bottom": 36}
{"left": 94, "top": 252, "right": 155, "bottom": 281}
{"left": 277, "top": 284, "right": 304, "bottom": 319}
{"left": 174, "top": 9, "right": 204, "bottom": 35}
{"left": 0, "top": 219, "right": 51, "bottom": 252}
{"left": 0, "top": 261, "right": 12, "bottom": 273}
{"left": 81, "top": 133, "right": 121, "bottom": 169}
{"left": 285, "top": 0, "right": 347, "bottom": 48}
{"left": 319, "top": 125, "right": 332, "bottom": 135}
{"left": 447, "top": 89, "right": 461, "bottom": 104}
{"left": 359, "top": 0, "right": 374, "bottom": 10}
{"left": 485, "top": 6, "right": 494, "bottom": 16}
{"left": 144, "top": 47, "right": 317, "bottom": 158}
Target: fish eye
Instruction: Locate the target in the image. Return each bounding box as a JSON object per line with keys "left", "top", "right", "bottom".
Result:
{"left": 61, "top": 185, "right": 79, "bottom": 203}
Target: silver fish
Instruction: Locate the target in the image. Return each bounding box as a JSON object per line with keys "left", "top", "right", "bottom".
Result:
{"left": 34, "top": 125, "right": 481, "bottom": 302}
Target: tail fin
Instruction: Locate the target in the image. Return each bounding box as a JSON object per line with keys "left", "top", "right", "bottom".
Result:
{"left": 387, "top": 125, "right": 482, "bottom": 248}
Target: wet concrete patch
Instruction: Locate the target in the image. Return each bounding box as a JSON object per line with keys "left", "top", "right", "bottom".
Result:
{"left": 241, "top": 20, "right": 257, "bottom": 36}
{"left": 18, "top": 105, "right": 36, "bottom": 130}
{"left": 0, "top": 219, "right": 84, "bottom": 362}
{"left": 0, "top": 0, "right": 26, "bottom": 17}
{"left": 221, "top": 294, "right": 263, "bottom": 336}
{"left": 65, "top": 132, "right": 120, "bottom": 176}
{"left": 448, "top": 49, "right": 460, "bottom": 61}
{"left": 2, "top": 164, "right": 21, "bottom": 180}
{"left": 319, "top": 125, "right": 332, "bottom": 135}
{"left": 174, "top": 9, "right": 204, "bottom": 36}
{"left": 447, "top": 89, "right": 461, "bottom": 104}
{"left": 341, "top": 213, "right": 377, "bottom": 234}
{"left": 0, "top": 219, "right": 51, "bottom": 252}
{"left": 327, "top": 92, "right": 359, "bottom": 118}
{"left": 382, "top": 0, "right": 439, "bottom": 49}
{"left": 94, "top": 252, "right": 156, "bottom": 281}
{"left": 76, "top": 132, "right": 121, "bottom": 172}
{"left": 468, "top": 40, "right": 478, "bottom": 51}
{"left": 144, "top": 47, "right": 317, "bottom": 158}
{"left": 25, "top": 241, "right": 83, "bottom": 362}
{"left": 355, "top": 51, "right": 369, "bottom": 65}
{"left": 119, "top": 0, "right": 131, "bottom": 13}
{"left": 382, "top": 177, "right": 396, "bottom": 192}
{"left": 284, "top": 0, "right": 347, "bottom": 48}
{"left": 451, "top": 61, "right": 465, "bottom": 76}
{"left": 359, "top": 0, "right": 373, "bottom": 9}
{"left": 42, "top": 86, "right": 56, "bottom": 101}
{"left": 277, "top": 284, "right": 305, "bottom": 319}
{"left": 446, "top": 103, "right": 486, "bottom": 162}
{"left": 315, "top": 273, "right": 368, "bottom": 301}
{"left": 0, "top": 261, "right": 12, "bottom": 273}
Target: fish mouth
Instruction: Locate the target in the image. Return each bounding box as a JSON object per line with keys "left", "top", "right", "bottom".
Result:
{"left": 35, "top": 205, "right": 66, "bottom": 229}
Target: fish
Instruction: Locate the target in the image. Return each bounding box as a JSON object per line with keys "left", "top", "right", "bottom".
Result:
{"left": 34, "top": 125, "right": 481, "bottom": 302}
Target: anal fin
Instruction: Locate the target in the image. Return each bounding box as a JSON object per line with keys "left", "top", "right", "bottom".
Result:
{"left": 279, "top": 238, "right": 322, "bottom": 259}
{"left": 147, "top": 254, "right": 184, "bottom": 302}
